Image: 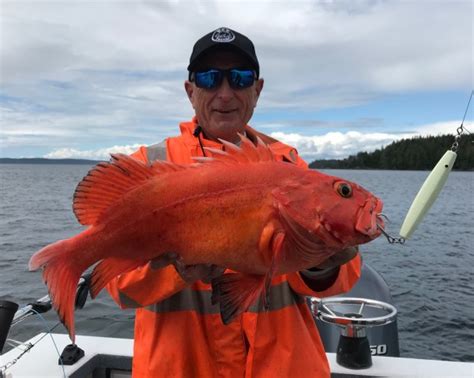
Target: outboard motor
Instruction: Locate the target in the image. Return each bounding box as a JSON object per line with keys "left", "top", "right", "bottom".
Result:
{"left": 0, "top": 300, "right": 19, "bottom": 354}
{"left": 309, "top": 262, "right": 400, "bottom": 368}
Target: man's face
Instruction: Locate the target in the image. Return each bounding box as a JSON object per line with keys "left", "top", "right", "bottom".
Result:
{"left": 184, "top": 51, "right": 264, "bottom": 143}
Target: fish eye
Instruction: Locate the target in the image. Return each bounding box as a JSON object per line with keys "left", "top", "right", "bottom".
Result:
{"left": 337, "top": 182, "right": 353, "bottom": 198}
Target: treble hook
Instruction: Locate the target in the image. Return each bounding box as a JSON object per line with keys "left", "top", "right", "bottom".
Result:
{"left": 377, "top": 223, "right": 405, "bottom": 244}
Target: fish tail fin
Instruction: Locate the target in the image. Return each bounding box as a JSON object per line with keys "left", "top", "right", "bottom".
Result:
{"left": 29, "top": 239, "right": 68, "bottom": 271}
{"left": 29, "top": 239, "right": 88, "bottom": 342}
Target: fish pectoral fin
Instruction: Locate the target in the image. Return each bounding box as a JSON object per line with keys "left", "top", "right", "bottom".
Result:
{"left": 211, "top": 273, "right": 266, "bottom": 325}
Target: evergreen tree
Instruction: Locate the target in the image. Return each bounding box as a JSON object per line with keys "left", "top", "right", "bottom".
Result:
{"left": 309, "top": 134, "right": 473, "bottom": 171}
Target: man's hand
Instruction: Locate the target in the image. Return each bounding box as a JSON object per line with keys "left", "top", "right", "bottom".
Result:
{"left": 150, "top": 252, "right": 225, "bottom": 284}
{"left": 150, "top": 252, "right": 180, "bottom": 270}
{"left": 312, "top": 246, "right": 359, "bottom": 271}
{"left": 300, "top": 246, "right": 359, "bottom": 291}
{"left": 174, "top": 259, "right": 225, "bottom": 284}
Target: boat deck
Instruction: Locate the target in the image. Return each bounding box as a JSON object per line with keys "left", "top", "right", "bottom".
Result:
{"left": 1, "top": 333, "right": 473, "bottom": 377}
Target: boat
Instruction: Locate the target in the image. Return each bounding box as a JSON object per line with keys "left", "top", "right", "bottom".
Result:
{"left": 1, "top": 263, "right": 473, "bottom": 377}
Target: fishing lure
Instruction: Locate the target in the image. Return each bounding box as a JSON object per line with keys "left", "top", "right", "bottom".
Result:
{"left": 399, "top": 149, "right": 457, "bottom": 239}
{"left": 387, "top": 91, "right": 473, "bottom": 242}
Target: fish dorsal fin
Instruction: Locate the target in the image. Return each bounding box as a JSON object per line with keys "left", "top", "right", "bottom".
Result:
{"left": 73, "top": 154, "right": 185, "bottom": 225}
{"left": 194, "top": 133, "right": 275, "bottom": 164}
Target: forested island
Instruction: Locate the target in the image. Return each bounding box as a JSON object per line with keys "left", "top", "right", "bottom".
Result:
{"left": 0, "top": 158, "right": 99, "bottom": 165}
{"left": 309, "top": 134, "right": 473, "bottom": 171}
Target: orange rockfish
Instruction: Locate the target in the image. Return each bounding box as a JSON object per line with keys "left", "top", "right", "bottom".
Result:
{"left": 29, "top": 136, "right": 384, "bottom": 341}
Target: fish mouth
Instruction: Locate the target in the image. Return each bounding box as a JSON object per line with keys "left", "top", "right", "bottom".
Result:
{"left": 355, "top": 197, "right": 384, "bottom": 238}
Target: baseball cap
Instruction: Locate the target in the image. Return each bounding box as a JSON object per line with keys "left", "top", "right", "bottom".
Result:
{"left": 187, "top": 27, "right": 260, "bottom": 78}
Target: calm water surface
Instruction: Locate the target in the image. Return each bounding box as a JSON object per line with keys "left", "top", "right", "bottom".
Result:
{"left": 0, "top": 164, "right": 473, "bottom": 362}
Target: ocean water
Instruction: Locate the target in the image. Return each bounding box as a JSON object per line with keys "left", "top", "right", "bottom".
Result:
{"left": 0, "top": 164, "right": 473, "bottom": 362}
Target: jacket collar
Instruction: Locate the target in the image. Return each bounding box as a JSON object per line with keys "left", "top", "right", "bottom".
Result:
{"left": 178, "top": 117, "right": 301, "bottom": 165}
{"left": 179, "top": 117, "right": 276, "bottom": 147}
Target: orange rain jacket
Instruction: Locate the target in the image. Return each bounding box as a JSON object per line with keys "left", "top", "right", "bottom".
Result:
{"left": 107, "top": 118, "right": 361, "bottom": 378}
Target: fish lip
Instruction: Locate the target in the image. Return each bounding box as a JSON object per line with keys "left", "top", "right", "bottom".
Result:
{"left": 355, "top": 197, "right": 384, "bottom": 237}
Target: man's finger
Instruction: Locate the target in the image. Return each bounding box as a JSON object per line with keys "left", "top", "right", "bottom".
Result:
{"left": 316, "top": 247, "right": 359, "bottom": 270}
{"left": 150, "top": 252, "right": 178, "bottom": 270}
{"left": 174, "top": 261, "right": 225, "bottom": 284}
{"left": 202, "top": 265, "right": 225, "bottom": 283}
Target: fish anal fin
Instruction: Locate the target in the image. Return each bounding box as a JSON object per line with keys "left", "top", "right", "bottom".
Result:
{"left": 211, "top": 273, "right": 266, "bottom": 325}
{"left": 90, "top": 256, "right": 148, "bottom": 298}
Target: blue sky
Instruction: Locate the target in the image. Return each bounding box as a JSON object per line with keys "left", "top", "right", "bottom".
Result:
{"left": 0, "top": 0, "right": 472, "bottom": 161}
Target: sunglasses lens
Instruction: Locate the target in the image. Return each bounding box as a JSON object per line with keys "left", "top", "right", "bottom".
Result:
{"left": 229, "top": 70, "right": 255, "bottom": 89}
{"left": 193, "top": 69, "right": 255, "bottom": 89}
{"left": 194, "top": 70, "right": 222, "bottom": 89}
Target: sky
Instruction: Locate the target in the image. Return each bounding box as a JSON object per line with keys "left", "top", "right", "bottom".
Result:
{"left": 0, "top": 0, "right": 472, "bottom": 162}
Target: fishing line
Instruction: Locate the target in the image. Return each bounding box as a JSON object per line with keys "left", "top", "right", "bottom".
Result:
{"left": 30, "top": 309, "right": 66, "bottom": 378}
{"left": 380, "top": 90, "right": 473, "bottom": 244}
{"left": 460, "top": 91, "right": 472, "bottom": 125}
{"left": 0, "top": 311, "right": 65, "bottom": 377}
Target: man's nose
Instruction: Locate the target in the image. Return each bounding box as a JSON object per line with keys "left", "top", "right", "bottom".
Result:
{"left": 216, "top": 77, "right": 234, "bottom": 101}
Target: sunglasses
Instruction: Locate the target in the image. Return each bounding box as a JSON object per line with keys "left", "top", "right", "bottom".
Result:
{"left": 190, "top": 68, "right": 257, "bottom": 90}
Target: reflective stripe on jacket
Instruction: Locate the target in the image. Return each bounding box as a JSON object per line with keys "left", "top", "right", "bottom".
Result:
{"left": 107, "top": 118, "right": 362, "bottom": 377}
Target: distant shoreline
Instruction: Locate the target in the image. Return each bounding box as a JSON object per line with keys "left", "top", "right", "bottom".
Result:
{"left": 1, "top": 158, "right": 472, "bottom": 171}
{"left": 0, "top": 158, "right": 101, "bottom": 165}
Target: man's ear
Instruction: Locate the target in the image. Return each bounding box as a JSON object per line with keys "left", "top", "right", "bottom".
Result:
{"left": 184, "top": 80, "right": 194, "bottom": 103}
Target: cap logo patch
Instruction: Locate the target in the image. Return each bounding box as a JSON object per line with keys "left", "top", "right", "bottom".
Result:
{"left": 211, "top": 27, "right": 235, "bottom": 43}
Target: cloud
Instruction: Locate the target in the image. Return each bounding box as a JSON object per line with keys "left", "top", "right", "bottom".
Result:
{"left": 41, "top": 120, "right": 465, "bottom": 162}
{"left": 0, "top": 1, "right": 472, "bottom": 158}
{"left": 44, "top": 145, "right": 143, "bottom": 160}
{"left": 270, "top": 120, "right": 464, "bottom": 161}
{"left": 2, "top": 1, "right": 471, "bottom": 92}
{"left": 270, "top": 130, "right": 410, "bottom": 161}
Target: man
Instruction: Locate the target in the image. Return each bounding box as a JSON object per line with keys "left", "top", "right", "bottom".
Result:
{"left": 107, "top": 27, "right": 361, "bottom": 377}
